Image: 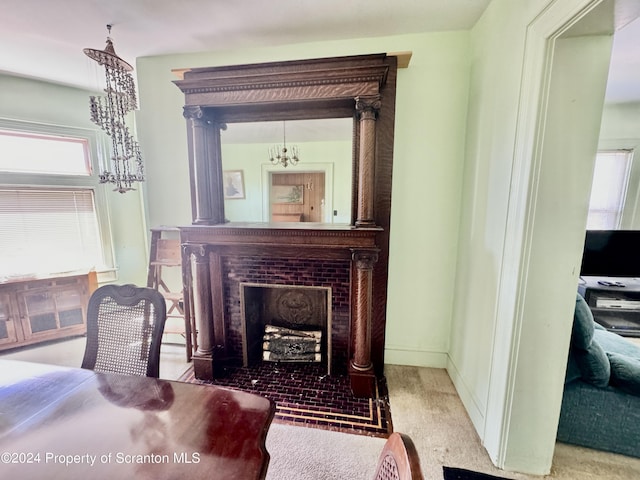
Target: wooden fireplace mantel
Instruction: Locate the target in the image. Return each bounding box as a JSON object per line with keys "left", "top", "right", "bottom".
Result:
{"left": 174, "top": 54, "right": 397, "bottom": 397}
{"left": 180, "top": 223, "right": 381, "bottom": 251}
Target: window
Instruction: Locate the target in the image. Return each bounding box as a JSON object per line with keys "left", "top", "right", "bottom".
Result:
{"left": 0, "top": 131, "right": 90, "bottom": 176}
{"left": 586, "top": 150, "right": 633, "bottom": 229}
{"left": 0, "top": 120, "right": 114, "bottom": 281}
{"left": 0, "top": 189, "right": 103, "bottom": 277}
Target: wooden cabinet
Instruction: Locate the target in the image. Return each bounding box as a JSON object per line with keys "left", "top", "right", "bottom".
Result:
{"left": 0, "top": 272, "right": 96, "bottom": 351}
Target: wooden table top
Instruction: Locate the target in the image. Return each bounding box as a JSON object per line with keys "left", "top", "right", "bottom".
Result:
{"left": 0, "top": 360, "right": 275, "bottom": 479}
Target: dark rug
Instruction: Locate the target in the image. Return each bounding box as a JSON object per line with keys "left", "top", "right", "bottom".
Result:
{"left": 178, "top": 362, "right": 392, "bottom": 437}
{"left": 443, "top": 466, "right": 513, "bottom": 480}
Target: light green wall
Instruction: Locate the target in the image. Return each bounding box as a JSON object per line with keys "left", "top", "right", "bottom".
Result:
{"left": 450, "top": 0, "right": 538, "bottom": 436}
{"left": 135, "top": 31, "right": 471, "bottom": 371}
{"left": 384, "top": 36, "right": 470, "bottom": 368}
{"left": 0, "top": 73, "right": 149, "bottom": 285}
{"left": 600, "top": 102, "right": 640, "bottom": 140}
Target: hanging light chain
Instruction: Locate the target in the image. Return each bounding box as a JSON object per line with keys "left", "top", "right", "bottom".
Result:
{"left": 85, "top": 26, "right": 144, "bottom": 193}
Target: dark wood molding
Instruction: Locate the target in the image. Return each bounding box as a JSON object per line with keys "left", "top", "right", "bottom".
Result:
{"left": 174, "top": 54, "right": 389, "bottom": 110}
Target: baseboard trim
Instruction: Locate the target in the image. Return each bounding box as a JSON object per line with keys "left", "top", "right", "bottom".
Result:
{"left": 446, "top": 357, "right": 486, "bottom": 436}
{"left": 384, "top": 347, "right": 448, "bottom": 368}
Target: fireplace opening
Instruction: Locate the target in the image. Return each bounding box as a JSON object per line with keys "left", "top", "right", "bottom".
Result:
{"left": 240, "top": 283, "right": 332, "bottom": 375}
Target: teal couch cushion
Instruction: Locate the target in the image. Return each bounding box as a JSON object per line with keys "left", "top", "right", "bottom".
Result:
{"left": 607, "top": 352, "right": 640, "bottom": 395}
{"left": 594, "top": 328, "right": 640, "bottom": 358}
{"left": 572, "top": 294, "right": 595, "bottom": 349}
{"left": 570, "top": 294, "right": 610, "bottom": 386}
{"left": 573, "top": 341, "right": 610, "bottom": 387}
{"left": 564, "top": 352, "right": 582, "bottom": 384}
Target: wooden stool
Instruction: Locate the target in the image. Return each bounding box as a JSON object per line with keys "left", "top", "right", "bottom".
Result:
{"left": 147, "top": 226, "right": 195, "bottom": 361}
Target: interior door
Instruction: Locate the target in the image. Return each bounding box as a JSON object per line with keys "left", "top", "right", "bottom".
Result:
{"left": 271, "top": 172, "right": 325, "bottom": 222}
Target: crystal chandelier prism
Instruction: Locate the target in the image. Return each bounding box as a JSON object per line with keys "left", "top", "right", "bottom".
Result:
{"left": 269, "top": 121, "right": 299, "bottom": 168}
{"left": 84, "top": 25, "right": 144, "bottom": 193}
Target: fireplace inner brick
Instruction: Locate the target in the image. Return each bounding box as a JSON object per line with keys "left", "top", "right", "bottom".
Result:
{"left": 222, "top": 256, "right": 350, "bottom": 375}
{"left": 243, "top": 286, "right": 327, "bottom": 366}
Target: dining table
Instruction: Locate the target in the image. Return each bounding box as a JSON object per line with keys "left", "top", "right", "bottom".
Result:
{"left": 0, "top": 359, "right": 275, "bottom": 479}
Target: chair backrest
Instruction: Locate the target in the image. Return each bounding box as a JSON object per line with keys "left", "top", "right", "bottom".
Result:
{"left": 374, "top": 432, "right": 424, "bottom": 480}
{"left": 81, "top": 284, "right": 167, "bottom": 378}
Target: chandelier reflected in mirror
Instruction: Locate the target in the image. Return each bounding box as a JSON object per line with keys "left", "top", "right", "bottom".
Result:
{"left": 269, "top": 121, "right": 299, "bottom": 168}
{"left": 84, "top": 25, "right": 144, "bottom": 193}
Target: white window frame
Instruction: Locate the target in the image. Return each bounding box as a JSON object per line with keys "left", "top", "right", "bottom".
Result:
{"left": 0, "top": 118, "right": 117, "bottom": 282}
{"left": 586, "top": 149, "right": 634, "bottom": 230}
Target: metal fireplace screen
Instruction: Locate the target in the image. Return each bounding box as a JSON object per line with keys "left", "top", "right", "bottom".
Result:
{"left": 240, "top": 284, "right": 331, "bottom": 373}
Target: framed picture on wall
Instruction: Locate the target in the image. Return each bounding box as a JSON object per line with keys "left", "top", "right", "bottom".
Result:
{"left": 223, "top": 170, "right": 245, "bottom": 199}
{"left": 271, "top": 185, "right": 304, "bottom": 204}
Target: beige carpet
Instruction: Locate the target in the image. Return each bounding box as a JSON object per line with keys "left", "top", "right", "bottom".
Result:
{"left": 384, "top": 365, "right": 640, "bottom": 480}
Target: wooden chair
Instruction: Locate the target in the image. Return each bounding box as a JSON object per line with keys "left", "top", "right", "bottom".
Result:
{"left": 374, "top": 432, "right": 424, "bottom": 480}
{"left": 81, "top": 284, "right": 167, "bottom": 378}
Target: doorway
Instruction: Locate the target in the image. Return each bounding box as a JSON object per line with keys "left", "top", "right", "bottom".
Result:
{"left": 484, "top": 0, "right": 636, "bottom": 474}
{"left": 270, "top": 172, "right": 325, "bottom": 222}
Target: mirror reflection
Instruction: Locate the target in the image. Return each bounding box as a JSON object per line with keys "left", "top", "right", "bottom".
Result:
{"left": 220, "top": 118, "right": 353, "bottom": 224}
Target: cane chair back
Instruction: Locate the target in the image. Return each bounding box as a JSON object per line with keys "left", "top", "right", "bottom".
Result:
{"left": 374, "top": 432, "right": 424, "bottom": 480}
{"left": 81, "top": 284, "right": 167, "bottom": 378}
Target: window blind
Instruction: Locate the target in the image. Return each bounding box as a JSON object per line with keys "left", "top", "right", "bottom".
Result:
{"left": 0, "top": 188, "right": 104, "bottom": 279}
{"left": 586, "top": 150, "right": 633, "bottom": 230}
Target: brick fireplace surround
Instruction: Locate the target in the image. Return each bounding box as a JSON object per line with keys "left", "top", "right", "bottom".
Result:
{"left": 175, "top": 54, "right": 397, "bottom": 397}
{"left": 181, "top": 224, "right": 381, "bottom": 396}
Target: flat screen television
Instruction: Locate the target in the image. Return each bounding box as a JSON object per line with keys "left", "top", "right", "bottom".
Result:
{"left": 580, "top": 230, "right": 640, "bottom": 278}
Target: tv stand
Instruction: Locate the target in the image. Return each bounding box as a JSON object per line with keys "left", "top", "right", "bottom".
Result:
{"left": 578, "top": 276, "right": 640, "bottom": 337}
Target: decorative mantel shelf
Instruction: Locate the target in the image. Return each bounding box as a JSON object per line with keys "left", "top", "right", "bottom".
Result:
{"left": 174, "top": 54, "right": 397, "bottom": 397}
{"left": 180, "top": 223, "right": 381, "bottom": 250}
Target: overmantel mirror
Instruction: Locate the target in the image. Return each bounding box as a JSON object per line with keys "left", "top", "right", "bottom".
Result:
{"left": 174, "top": 54, "right": 397, "bottom": 397}
{"left": 220, "top": 118, "right": 353, "bottom": 225}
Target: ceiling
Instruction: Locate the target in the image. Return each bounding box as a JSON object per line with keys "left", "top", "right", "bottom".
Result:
{"left": 606, "top": 15, "right": 640, "bottom": 103}
{"left": 0, "top": 0, "right": 638, "bottom": 104}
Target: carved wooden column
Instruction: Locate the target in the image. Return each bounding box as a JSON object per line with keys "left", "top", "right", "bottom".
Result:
{"left": 187, "top": 244, "right": 228, "bottom": 379}
{"left": 183, "top": 106, "right": 225, "bottom": 225}
{"left": 355, "top": 95, "right": 381, "bottom": 227}
{"left": 350, "top": 248, "right": 379, "bottom": 397}
{"left": 189, "top": 245, "right": 215, "bottom": 379}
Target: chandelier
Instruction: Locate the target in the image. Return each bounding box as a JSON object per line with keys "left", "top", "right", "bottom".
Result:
{"left": 269, "top": 122, "right": 299, "bottom": 167}
{"left": 84, "top": 25, "right": 144, "bottom": 193}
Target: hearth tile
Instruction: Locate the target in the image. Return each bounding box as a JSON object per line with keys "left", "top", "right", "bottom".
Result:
{"left": 178, "top": 362, "right": 391, "bottom": 437}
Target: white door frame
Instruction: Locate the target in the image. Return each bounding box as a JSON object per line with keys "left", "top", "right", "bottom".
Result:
{"left": 484, "top": 0, "right": 618, "bottom": 473}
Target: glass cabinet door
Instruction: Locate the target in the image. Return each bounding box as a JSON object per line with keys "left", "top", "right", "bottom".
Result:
{"left": 22, "top": 291, "right": 58, "bottom": 335}
{"left": 19, "top": 284, "right": 86, "bottom": 338}
{"left": 0, "top": 293, "right": 21, "bottom": 345}
{"left": 54, "top": 288, "right": 85, "bottom": 328}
